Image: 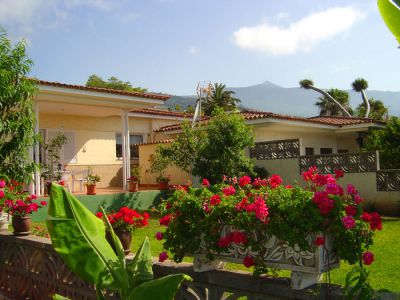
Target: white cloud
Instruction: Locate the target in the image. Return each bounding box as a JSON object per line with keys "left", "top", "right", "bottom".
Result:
{"left": 188, "top": 46, "right": 199, "bottom": 55}
{"left": 233, "top": 7, "right": 365, "bottom": 56}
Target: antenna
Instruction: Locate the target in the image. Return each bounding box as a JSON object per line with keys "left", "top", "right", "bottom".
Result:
{"left": 192, "top": 81, "right": 211, "bottom": 127}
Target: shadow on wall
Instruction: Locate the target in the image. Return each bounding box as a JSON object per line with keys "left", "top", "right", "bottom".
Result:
{"left": 109, "top": 167, "right": 123, "bottom": 187}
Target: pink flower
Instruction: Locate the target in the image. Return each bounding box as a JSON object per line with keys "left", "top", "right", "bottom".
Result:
{"left": 243, "top": 256, "right": 254, "bottom": 268}
{"left": 203, "top": 203, "right": 211, "bottom": 213}
{"left": 285, "top": 185, "right": 293, "bottom": 189}
{"left": 370, "top": 212, "right": 382, "bottom": 231}
{"left": 218, "top": 236, "right": 232, "bottom": 248}
{"left": 160, "top": 215, "right": 172, "bottom": 226}
{"left": 0, "top": 180, "right": 5, "bottom": 188}
{"left": 202, "top": 179, "right": 210, "bottom": 187}
{"left": 362, "top": 251, "right": 374, "bottom": 265}
{"left": 253, "top": 178, "right": 267, "bottom": 187}
{"left": 245, "top": 196, "right": 269, "bottom": 222}
{"left": 314, "top": 236, "right": 325, "bottom": 246}
{"left": 222, "top": 175, "right": 227, "bottom": 181}
{"left": 326, "top": 174, "right": 336, "bottom": 184}
{"left": 344, "top": 205, "right": 357, "bottom": 216}
{"left": 361, "top": 212, "right": 372, "bottom": 222}
{"left": 159, "top": 251, "right": 168, "bottom": 262}
{"left": 354, "top": 194, "right": 364, "bottom": 204}
{"left": 342, "top": 216, "right": 356, "bottom": 229}
{"left": 269, "top": 175, "right": 282, "bottom": 189}
{"left": 346, "top": 184, "right": 357, "bottom": 195}
{"left": 302, "top": 166, "right": 318, "bottom": 182}
{"left": 239, "top": 176, "right": 251, "bottom": 187}
{"left": 31, "top": 194, "right": 38, "bottom": 200}
{"left": 231, "top": 231, "right": 247, "bottom": 245}
{"left": 222, "top": 186, "right": 236, "bottom": 196}
{"left": 325, "top": 183, "right": 343, "bottom": 195}
{"left": 40, "top": 201, "right": 47, "bottom": 206}
{"left": 313, "top": 191, "right": 335, "bottom": 215}
{"left": 314, "top": 174, "right": 327, "bottom": 186}
{"left": 235, "top": 197, "right": 248, "bottom": 211}
{"left": 210, "top": 194, "right": 221, "bottom": 206}
{"left": 0, "top": 190, "right": 4, "bottom": 199}
{"left": 334, "top": 169, "right": 344, "bottom": 179}
{"left": 155, "top": 232, "right": 163, "bottom": 240}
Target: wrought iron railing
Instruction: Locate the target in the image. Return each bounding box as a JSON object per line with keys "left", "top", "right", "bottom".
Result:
{"left": 250, "top": 139, "right": 300, "bottom": 160}
{"left": 299, "top": 151, "right": 379, "bottom": 174}
{"left": 376, "top": 169, "right": 400, "bottom": 192}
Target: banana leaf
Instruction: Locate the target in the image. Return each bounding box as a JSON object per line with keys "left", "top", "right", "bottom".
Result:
{"left": 126, "top": 237, "right": 153, "bottom": 287}
{"left": 378, "top": 0, "right": 400, "bottom": 45}
{"left": 52, "top": 294, "right": 71, "bottom": 300}
{"left": 46, "top": 184, "right": 129, "bottom": 290}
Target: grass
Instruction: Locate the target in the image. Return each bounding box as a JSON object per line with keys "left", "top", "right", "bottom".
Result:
{"left": 27, "top": 216, "right": 400, "bottom": 291}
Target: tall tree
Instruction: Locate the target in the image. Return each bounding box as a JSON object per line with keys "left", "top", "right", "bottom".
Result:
{"left": 299, "top": 79, "right": 352, "bottom": 117}
{"left": 352, "top": 78, "right": 370, "bottom": 118}
{"left": 0, "top": 30, "right": 38, "bottom": 183}
{"left": 355, "top": 98, "right": 388, "bottom": 120}
{"left": 315, "top": 88, "right": 353, "bottom": 116}
{"left": 86, "top": 74, "right": 147, "bottom": 93}
{"left": 203, "top": 83, "right": 241, "bottom": 116}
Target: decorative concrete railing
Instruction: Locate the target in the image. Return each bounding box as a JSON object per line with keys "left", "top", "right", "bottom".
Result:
{"left": 0, "top": 232, "right": 343, "bottom": 300}
{"left": 377, "top": 169, "right": 400, "bottom": 191}
{"left": 299, "top": 151, "right": 379, "bottom": 174}
{"left": 250, "top": 139, "right": 300, "bottom": 160}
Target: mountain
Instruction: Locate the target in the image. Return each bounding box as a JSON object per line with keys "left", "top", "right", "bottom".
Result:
{"left": 162, "top": 81, "right": 400, "bottom": 117}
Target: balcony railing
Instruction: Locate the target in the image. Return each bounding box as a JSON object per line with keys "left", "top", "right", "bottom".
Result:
{"left": 250, "top": 139, "right": 300, "bottom": 160}
{"left": 377, "top": 169, "right": 400, "bottom": 192}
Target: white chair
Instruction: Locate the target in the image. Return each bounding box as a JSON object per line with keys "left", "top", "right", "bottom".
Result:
{"left": 60, "top": 171, "right": 72, "bottom": 192}
{"left": 72, "top": 169, "right": 89, "bottom": 193}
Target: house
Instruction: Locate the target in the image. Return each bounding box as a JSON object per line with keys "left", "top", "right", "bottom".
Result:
{"left": 31, "top": 80, "right": 192, "bottom": 195}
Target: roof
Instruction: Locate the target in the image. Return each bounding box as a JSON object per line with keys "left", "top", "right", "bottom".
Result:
{"left": 155, "top": 110, "right": 386, "bottom": 133}
{"left": 134, "top": 139, "right": 173, "bottom": 146}
{"left": 36, "top": 79, "right": 170, "bottom": 101}
{"left": 130, "top": 108, "right": 193, "bottom": 118}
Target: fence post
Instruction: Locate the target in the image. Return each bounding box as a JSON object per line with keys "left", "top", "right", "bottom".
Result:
{"left": 375, "top": 150, "right": 380, "bottom": 171}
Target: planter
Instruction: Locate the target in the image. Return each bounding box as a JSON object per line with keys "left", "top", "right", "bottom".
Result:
{"left": 0, "top": 211, "right": 10, "bottom": 231}
{"left": 193, "top": 225, "right": 339, "bottom": 290}
{"left": 128, "top": 181, "right": 139, "bottom": 192}
{"left": 158, "top": 181, "right": 169, "bottom": 190}
{"left": 12, "top": 216, "right": 32, "bottom": 236}
{"left": 45, "top": 181, "right": 52, "bottom": 195}
{"left": 107, "top": 229, "right": 132, "bottom": 255}
{"left": 86, "top": 184, "right": 96, "bottom": 195}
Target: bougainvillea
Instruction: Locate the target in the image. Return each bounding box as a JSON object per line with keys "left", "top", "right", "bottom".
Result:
{"left": 158, "top": 168, "right": 382, "bottom": 283}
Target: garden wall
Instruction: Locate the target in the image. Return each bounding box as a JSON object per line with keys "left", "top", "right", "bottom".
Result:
{"left": 0, "top": 232, "right": 344, "bottom": 300}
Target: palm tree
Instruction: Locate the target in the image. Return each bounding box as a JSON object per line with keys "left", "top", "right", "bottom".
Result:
{"left": 315, "top": 89, "right": 353, "bottom": 116}
{"left": 299, "top": 79, "right": 352, "bottom": 117}
{"left": 355, "top": 98, "right": 388, "bottom": 120}
{"left": 203, "top": 83, "right": 241, "bottom": 116}
{"left": 352, "top": 78, "right": 370, "bottom": 118}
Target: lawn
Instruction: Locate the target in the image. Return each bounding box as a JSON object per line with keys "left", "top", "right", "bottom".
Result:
{"left": 28, "top": 216, "right": 400, "bottom": 292}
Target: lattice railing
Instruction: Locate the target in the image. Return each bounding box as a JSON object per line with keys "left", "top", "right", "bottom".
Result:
{"left": 0, "top": 233, "right": 343, "bottom": 300}
{"left": 376, "top": 169, "right": 400, "bottom": 191}
{"left": 299, "top": 151, "right": 379, "bottom": 174}
{"left": 250, "top": 139, "right": 300, "bottom": 160}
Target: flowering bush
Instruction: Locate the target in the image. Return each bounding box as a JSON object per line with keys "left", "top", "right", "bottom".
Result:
{"left": 95, "top": 206, "right": 149, "bottom": 232}
{"left": 158, "top": 168, "right": 382, "bottom": 276}
{"left": 0, "top": 179, "right": 46, "bottom": 217}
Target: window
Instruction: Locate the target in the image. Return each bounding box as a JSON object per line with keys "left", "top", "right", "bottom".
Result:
{"left": 338, "top": 149, "right": 349, "bottom": 154}
{"left": 305, "top": 147, "right": 314, "bottom": 156}
{"left": 116, "top": 133, "right": 143, "bottom": 159}
{"left": 320, "top": 148, "right": 333, "bottom": 155}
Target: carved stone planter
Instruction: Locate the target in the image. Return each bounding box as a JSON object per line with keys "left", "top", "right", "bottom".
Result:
{"left": 0, "top": 212, "right": 10, "bottom": 231}
{"left": 193, "top": 225, "right": 339, "bottom": 290}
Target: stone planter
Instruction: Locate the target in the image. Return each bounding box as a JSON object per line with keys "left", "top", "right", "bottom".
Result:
{"left": 193, "top": 225, "right": 339, "bottom": 290}
{"left": 86, "top": 184, "right": 96, "bottom": 195}
{"left": 0, "top": 211, "right": 10, "bottom": 231}
{"left": 12, "top": 216, "right": 32, "bottom": 236}
{"left": 106, "top": 229, "right": 132, "bottom": 255}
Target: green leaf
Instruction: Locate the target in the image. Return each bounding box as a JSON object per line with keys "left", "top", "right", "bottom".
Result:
{"left": 127, "top": 237, "right": 153, "bottom": 287}
{"left": 378, "top": 0, "right": 400, "bottom": 45}
{"left": 95, "top": 285, "right": 107, "bottom": 300}
{"left": 52, "top": 294, "right": 71, "bottom": 300}
{"left": 46, "top": 184, "right": 129, "bottom": 290}
{"left": 126, "top": 274, "right": 192, "bottom": 300}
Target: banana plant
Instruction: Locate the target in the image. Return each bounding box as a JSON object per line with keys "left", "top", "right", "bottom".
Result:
{"left": 47, "top": 183, "right": 191, "bottom": 299}
{"left": 378, "top": 0, "right": 400, "bottom": 46}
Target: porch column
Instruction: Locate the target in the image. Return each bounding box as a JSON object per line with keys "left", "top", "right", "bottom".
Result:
{"left": 124, "top": 111, "right": 131, "bottom": 186}
{"left": 28, "top": 148, "right": 34, "bottom": 194}
{"left": 121, "top": 112, "right": 127, "bottom": 191}
{"left": 34, "top": 103, "right": 41, "bottom": 196}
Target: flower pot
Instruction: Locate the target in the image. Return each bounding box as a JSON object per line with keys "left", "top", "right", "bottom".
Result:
{"left": 86, "top": 184, "right": 96, "bottom": 195}
{"left": 128, "top": 181, "right": 139, "bottom": 192}
{"left": 45, "top": 181, "right": 52, "bottom": 195}
{"left": 12, "top": 216, "right": 32, "bottom": 236}
{"left": 158, "top": 181, "right": 169, "bottom": 190}
{"left": 106, "top": 229, "right": 132, "bottom": 255}
{"left": 0, "top": 211, "right": 10, "bottom": 231}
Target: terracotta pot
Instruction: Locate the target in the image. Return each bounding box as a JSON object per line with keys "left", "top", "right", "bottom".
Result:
{"left": 158, "top": 181, "right": 169, "bottom": 190}
{"left": 12, "top": 216, "right": 32, "bottom": 236}
{"left": 128, "top": 181, "right": 139, "bottom": 192}
{"left": 86, "top": 184, "right": 96, "bottom": 195}
{"left": 106, "top": 229, "right": 132, "bottom": 255}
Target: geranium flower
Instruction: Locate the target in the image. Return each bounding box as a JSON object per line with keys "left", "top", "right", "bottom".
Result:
{"left": 0, "top": 180, "right": 5, "bottom": 188}
{"left": 210, "top": 194, "right": 221, "bottom": 206}
{"left": 243, "top": 256, "right": 254, "bottom": 268}
{"left": 344, "top": 205, "right": 357, "bottom": 216}
{"left": 235, "top": 197, "right": 248, "bottom": 211}
{"left": 231, "top": 231, "right": 247, "bottom": 245}
{"left": 334, "top": 169, "right": 344, "bottom": 179}
{"left": 269, "top": 174, "right": 282, "bottom": 189}
{"left": 354, "top": 194, "right": 364, "bottom": 204}
{"left": 202, "top": 179, "right": 210, "bottom": 187}
{"left": 95, "top": 211, "right": 103, "bottom": 218}
{"left": 40, "top": 201, "right": 47, "bottom": 206}
{"left": 218, "top": 236, "right": 232, "bottom": 248}
{"left": 325, "top": 183, "right": 343, "bottom": 195}
{"left": 159, "top": 251, "right": 168, "bottom": 262}
{"left": 203, "top": 203, "right": 211, "bottom": 213}
{"left": 362, "top": 251, "right": 374, "bottom": 265}
{"left": 314, "top": 236, "right": 325, "bottom": 246}
{"left": 370, "top": 212, "right": 382, "bottom": 231}
{"left": 346, "top": 184, "right": 357, "bottom": 195}
{"left": 342, "top": 216, "right": 356, "bottom": 229}
{"left": 238, "top": 176, "right": 251, "bottom": 187}
{"left": 160, "top": 215, "right": 172, "bottom": 226}
{"left": 155, "top": 232, "right": 163, "bottom": 240}
{"left": 245, "top": 196, "right": 269, "bottom": 222}
{"left": 0, "top": 190, "right": 4, "bottom": 199}
{"left": 314, "top": 174, "right": 327, "bottom": 186}
{"left": 222, "top": 186, "right": 236, "bottom": 196}
{"left": 253, "top": 178, "right": 267, "bottom": 187}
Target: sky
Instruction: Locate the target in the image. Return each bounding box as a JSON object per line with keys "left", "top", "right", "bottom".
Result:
{"left": 1, "top": 0, "right": 399, "bottom": 95}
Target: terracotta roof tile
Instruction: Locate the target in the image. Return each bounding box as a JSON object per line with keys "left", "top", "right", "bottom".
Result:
{"left": 130, "top": 108, "right": 193, "bottom": 118}
{"left": 134, "top": 139, "right": 173, "bottom": 146}
{"left": 36, "top": 79, "right": 170, "bottom": 101}
{"left": 308, "top": 115, "right": 386, "bottom": 126}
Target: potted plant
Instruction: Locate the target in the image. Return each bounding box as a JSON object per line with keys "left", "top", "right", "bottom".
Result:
{"left": 85, "top": 170, "right": 100, "bottom": 195}
{"left": 127, "top": 165, "right": 141, "bottom": 192}
{"left": 156, "top": 174, "right": 171, "bottom": 190}
{"left": 158, "top": 169, "right": 382, "bottom": 290}
{"left": 1, "top": 179, "right": 46, "bottom": 235}
{"left": 95, "top": 207, "right": 149, "bottom": 255}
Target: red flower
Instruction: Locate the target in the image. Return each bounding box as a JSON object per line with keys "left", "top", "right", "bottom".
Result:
{"left": 202, "top": 179, "right": 210, "bottom": 187}
{"left": 354, "top": 194, "right": 364, "bottom": 204}
{"left": 314, "top": 174, "right": 327, "bottom": 186}
{"left": 346, "top": 184, "right": 357, "bottom": 195}
{"left": 231, "top": 231, "right": 247, "bottom": 245}
{"left": 362, "top": 251, "right": 374, "bottom": 265}
{"left": 370, "top": 212, "right": 382, "bottom": 231}
{"left": 285, "top": 185, "right": 293, "bottom": 189}
{"left": 345, "top": 205, "right": 357, "bottom": 216}
{"left": 0, "top": 190, "right": 4, "bottom": 199}
{"left": 203, "top": 203, "right": 211, "bottom": 213}
{"left": 361, "top": 212, "right": 372, "bottom": 222}
{"left": 253, "top": 178, "right": 267, "bottom": 187}
{"left": 269, "top": 174, "right": 282, "bottom": 189}
{"left": 165, "top": 202, "right": 172, "bottom": 210}
{"left": 159, "top": 251, "right": 168, "bottom": 262}
{"left": 238, "top": 176, "right": 251, "bottom": 187}
{"left": 235, "top": 197, "right": 248, "bottom": 211}
{"left": 342, "top": 216, "right": 356, "bottom": 229}
{"left": 155, "top": 232, "right": 163, "bottom": 240}
{"left": 334, "top": 169, "right": 344, "bottom": 179}
{"left": 325, "top": 183, "right": 343, "bottom": 195}
{"left": 314, "top": 236, "right": 325, "bottom": 246}
{"left": 160, "top": 215, "right": 172, "bottom": 226}
{"left": 245, "top": 196, "right": 269, "bottom": 222}
{"left": 218, "top": 236, "right": 232, "bottom": 248}
{"left": 222, "top": 186, "right": 236, "bottom": 196}
{"left": 0, "top": 180, "right": 5, "bottom": 188}
{"left": 210, "top": 194, "right": 221, "bottom": 206}
{"left": 243, "top": 256, "right": 254, "bottom": 268}
{"left": 313, "top": 191, "right": 335, "bottom": 215}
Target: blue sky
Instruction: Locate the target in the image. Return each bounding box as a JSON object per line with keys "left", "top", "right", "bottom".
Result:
{"left": 1, "top": 0, "right": 399, "bottom": 95}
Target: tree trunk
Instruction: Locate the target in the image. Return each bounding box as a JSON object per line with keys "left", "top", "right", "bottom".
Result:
{"left": 308, "top": 86, "right": 352, "bottom": 117}
{"left": 361, "top": 90, "right": 370, "bottom": 118}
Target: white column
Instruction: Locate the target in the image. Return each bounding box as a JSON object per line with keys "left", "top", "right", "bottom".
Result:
{"left": 121, "top": 112, "right": 127, "bottom": 191}
{"left": 28, "top": 147, "right": 34, "bottom": 194}
{"left": 124, "top": 111, "right": 131, "bottom": 184}
{"left": 34, "top": 103, "right": 41, "bottom": 196}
